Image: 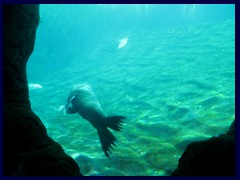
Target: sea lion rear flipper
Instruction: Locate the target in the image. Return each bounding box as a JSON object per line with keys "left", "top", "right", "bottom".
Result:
{"left": 105, "top": 116, "right": 125, "bottom": 131}
{"left": 97, "top": 127, "right": 116, "bottom": 157}
{"left": 97, "top": 116, "right": 125, "bottom": 157}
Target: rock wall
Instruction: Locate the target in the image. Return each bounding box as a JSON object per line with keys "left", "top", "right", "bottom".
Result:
{"left": 171, "top": 119, "right": 235, "bottom": 176}
{"left": 3, "top": 4, "right": 82, "bottom": 176}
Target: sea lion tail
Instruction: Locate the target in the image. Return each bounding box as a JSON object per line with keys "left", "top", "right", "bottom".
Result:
{"left": 105, "top": 116, "right": 125, "bottom": 131}
{"left": 97, "top": 127, "right": 116, "bottom": 157}
{"left": 97, "top": 116, "right": 125, "bottom": 157}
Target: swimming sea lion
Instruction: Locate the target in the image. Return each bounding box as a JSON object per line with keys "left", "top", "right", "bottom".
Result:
{"left": 64, "top": 83, "right": 125, "bottom": 157}
{"left": 28, "top": 83, "right": 43, "bottom": 90}
{"left": 117, "top": 37, "right": 128, "bottom": 49}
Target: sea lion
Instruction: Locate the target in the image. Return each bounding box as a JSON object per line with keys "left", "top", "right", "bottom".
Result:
{"left": 117, "top": 37, "right": 128, "bottom": 49}
{"left": 64, "top": 83, "right": 125, "bottom": 157}
{"left": 28, "top": 83, "right": 43, "bottom": 90}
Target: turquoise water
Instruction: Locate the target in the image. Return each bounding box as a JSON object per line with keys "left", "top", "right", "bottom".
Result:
{"left": 27, "top": 4, "right": 235, "bottom": 176}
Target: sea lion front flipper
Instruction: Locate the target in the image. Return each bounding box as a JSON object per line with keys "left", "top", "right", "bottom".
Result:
{"left": 65, "top": 95, "right": 77, "bottom": 114}
{"left": 66, "top": 95, "right": 76, "bottom": 106}
{"left": 65, "top": 104, "right": 77, "bottom": 114}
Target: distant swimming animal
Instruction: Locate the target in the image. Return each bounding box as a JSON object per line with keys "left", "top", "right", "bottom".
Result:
{"left": 117, "top": 37, "right": 128, "bottom": 49}
{"left": 64, "top": 83, "right": 125, "bottom": 157}
{"left": 28, "top": 83, "right": 43, "bottom": 90}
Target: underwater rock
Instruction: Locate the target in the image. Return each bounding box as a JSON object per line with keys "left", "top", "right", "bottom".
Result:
{"left": 3, "top": 4, "right": 82, "bottom": 176}
{"left": 174, "top": 136, "right": 207, "bottom": 151}
{"left": 227, "top": 119, "right": 235, "bottom": 135}
{"left": 74, "top": 154, "right": 94, "bottom": 175}
{"left": 171, "top": 119, "right": 235, "bottom": 176}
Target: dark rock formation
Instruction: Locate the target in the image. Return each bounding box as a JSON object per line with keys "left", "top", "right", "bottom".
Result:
{"left": 171, "top": 119, "right": 235, "bottom": 176}
{"left": 3, "top": 4, "right": 82, "bottom": 176}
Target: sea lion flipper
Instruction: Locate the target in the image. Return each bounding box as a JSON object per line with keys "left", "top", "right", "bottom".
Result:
{"left": 65, "top": 104, "right": 77, "bottom": 114}
{"left": 105, "top": 116, "right": 125, "bottom": 131}
{"left": 97, "top": 127, "right": 116, "bottom": 157}
{"left": 65, "top": 95, "right": 76, "bottom": 106}
{"left": 64, "top": 95, "right": 78, "bottom": 114}
{"left": 97, "top": 116, "right": 125, "bottom": 157}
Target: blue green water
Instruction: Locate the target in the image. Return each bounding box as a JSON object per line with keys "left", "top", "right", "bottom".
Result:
{"left": 27, "top": 4, "right": 235, "bottom": 176}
